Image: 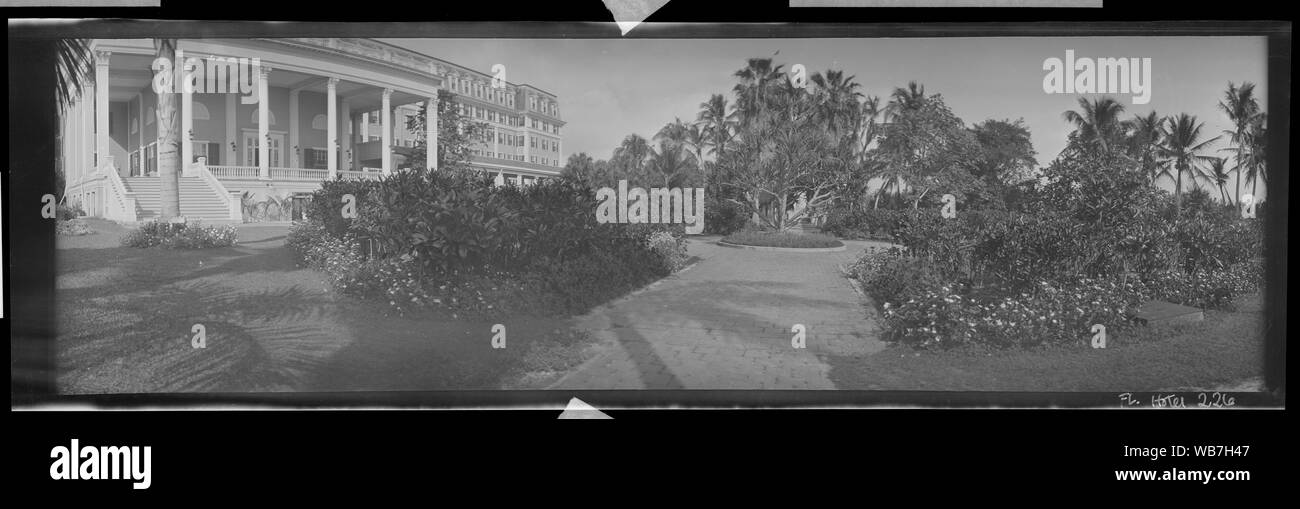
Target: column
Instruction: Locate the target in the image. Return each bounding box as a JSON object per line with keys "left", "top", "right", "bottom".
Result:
{"left": 289, "top": 89, "right": 299, "bottom": 168}
{"left": 95, "top": 50, "right": 110, "bottom": 169}
{"left": 426, "top": 96, "right": 437, "bottom": 171}
{"left": 258, "top": 64, "right": 271, "bottom": 179}
{"left": 327, "top": 78, "right": 338, "bottom": 177}
{"left": 381, "top": 88, "right": 392, "bottom": 174}
{"left": 341, "top": 99, "right": 351, "bottom": 172}
{"left": 361, "top": 112, "right": 369, "bottom": 141}
{"left": 180, "top": 50, "right": 194, "bottom": 174}
{"left": 136, "top": 92, "right": 144, "bottom": 170}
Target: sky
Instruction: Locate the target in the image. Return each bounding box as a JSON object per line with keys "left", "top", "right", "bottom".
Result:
{"left": 387, "top": 35, "right": 1269, "bottom": 200}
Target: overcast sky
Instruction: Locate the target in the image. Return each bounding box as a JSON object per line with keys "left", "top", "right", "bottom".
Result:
{"left": 387, "top": 35, "right": 1269, "bottom": 200}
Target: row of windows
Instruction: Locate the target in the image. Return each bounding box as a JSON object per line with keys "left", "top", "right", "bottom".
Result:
{"left": 451, "top": 76, "right": 515, "bottom": 108}
{"left": 526, "top": 117, "right": 561, "bottom": 135}
{"left": 526, "top": 95, "right": 559, "bottom": 117}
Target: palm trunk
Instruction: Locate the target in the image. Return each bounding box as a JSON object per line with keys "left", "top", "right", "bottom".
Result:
{"left": 1174, "top": 165, "right": 1183, "bottom": 217}
{"left": 155, "top": 38, "right": 181, "bottom": 221}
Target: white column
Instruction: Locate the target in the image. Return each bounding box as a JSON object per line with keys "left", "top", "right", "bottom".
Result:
{"left": 225, "top": 94, "right": 236, "bottom": 165}
{"left": 136, "top": 92, "right": 144, "bottom": 170}
{"left": 327, "top": 78, "right": 339, "bottom": 177}
{"left": 258, "top": 64, "right": 271, "bottom": 179}
{"left": 426, "top": 96, "right": 437, "bottom": 170}
{"left": 361, "top": 112, "right": 369, "bottom": 140}
{"left": 94, "top": 50, "right": 110, "bottom": 169}
{"left": 341, "top": 99, "right": 351, "bottom": 172}
{"left": 289, "top": 88, "right": 299, "bottom": 168}
{"left": 180, "top": 51, "right": 194, "bottom": 175}
{"left": 381, "top": 88, "right": 392, "bottom": 174}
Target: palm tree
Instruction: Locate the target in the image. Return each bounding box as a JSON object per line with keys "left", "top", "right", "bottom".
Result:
{"left": 1243, "top": 113, "right": 1267, "bottom": 198}
{"left": 54, "top": 39, "right": 94, "bottom": 109}
{"left": 611, "top": 133, "right": 651, "bottom": 184}
{"left": 648, "top": 142, "right": 698, "bottom": 188}
{"left": 1063, "top": 96, "right": 1126, "bottom": 154}
{"left": 810, "top": 69, "right": 863, "bottom": 135}
{"left": 1195, "top": 156, "right": 1231, "bottom": 204}
{"left": 1124, "top": 110, "right": 1164, "bottom": 183}
{"left": 1159, "top": 113, "right": 1221, "bottom": 216}
{"left": 732, "top": 57, "right": 784, "bottom": 129}
{"left": 53, "top": 39, "right": 94, "bottom": 202}
{"left": 1217, "top": 82, "right": 1260, "bottom": 206}
{"left": 884, "top": 81, "right": 926, "bottom": 122}
{"left": 697, "top": 93, "right": 735, "bottom": 161}
{"left": 154, "top": 38, "right": 182, "bottom": 221}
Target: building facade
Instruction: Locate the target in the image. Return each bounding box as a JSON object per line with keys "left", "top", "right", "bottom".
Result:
{"left": 60, "top": 37, "right": 565, "bottom": 223}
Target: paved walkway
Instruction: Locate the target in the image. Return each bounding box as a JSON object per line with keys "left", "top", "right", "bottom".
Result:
{"left": 550, "top": 237, "right": 893, "bottom": 389}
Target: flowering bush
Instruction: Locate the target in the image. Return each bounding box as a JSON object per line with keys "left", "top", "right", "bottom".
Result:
{"left": 646, "top": 230, "right": 689, "bottom": 272}
{"left": 121, "top": 220, "right": 237, "bottom": 249}
{"left": 1141, "top": 262, "right": 1263, "bottom": 310}
{"left": 880, "top": 277, "right": 1145, "bottom": 349}
{"left": 56, "top": 219, "right": 93, "bottom": 236}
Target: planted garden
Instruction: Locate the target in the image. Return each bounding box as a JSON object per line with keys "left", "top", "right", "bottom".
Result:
{"left": 288, "top": 168, "right": 689, "bottom": 318}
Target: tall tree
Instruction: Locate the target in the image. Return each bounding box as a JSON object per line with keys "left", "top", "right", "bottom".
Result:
{"left": 405, "top": 89, "right": 490, "bottom": 172}
{"left": 155, "top": 39, "right": 181, "bottom": 221}
{"left": 732, "top": 57, "right": 784, "bottom": 129}
{"left": 884, "top": 81, "right": 926, "bottom": 121}
{"left": 1159, "top": 113, "right": 1221, "bottom": 216}
{"left": 1062, "top": 96, "right": 1127, "bottom": 155}
{"left": 697, "top": 93, "right": 735, "bottom": 160}
{"left": 1124, "top": 110, "right": 1165, "bottom": 184}
{"left": 1217, "top": 82, "right": 1260, "bottom": 206}
{"left": 1196, "top": 156, "right": 1231, "bottom": 204}
{"left": 609, "top": 133, "right": 652, "bottom": 186}
{"left": 1243, "top": 113, "right": 1267, "bottom": 198}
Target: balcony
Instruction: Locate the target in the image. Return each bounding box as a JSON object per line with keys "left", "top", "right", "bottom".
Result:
{"left": 207, "top": 165, "right": 385, "bottom": 182}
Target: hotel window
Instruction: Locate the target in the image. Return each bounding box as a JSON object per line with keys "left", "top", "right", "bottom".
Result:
{"left": 304, "top": 148, "right": 328, "bottom": 170}
{"left": 192, "top": 141, "right": 221, "bottom": 165}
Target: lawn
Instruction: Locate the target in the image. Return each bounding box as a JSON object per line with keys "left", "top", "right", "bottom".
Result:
{"left": 823, "top": 293, "right": 1266, "bottom": 392}
{"left": 55, "top": 219, "right": 594, "bottom": 393}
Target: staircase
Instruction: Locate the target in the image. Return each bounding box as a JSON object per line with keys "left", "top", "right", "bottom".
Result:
{"left": 121, "top": 176, "right": 234, "bottom": 223}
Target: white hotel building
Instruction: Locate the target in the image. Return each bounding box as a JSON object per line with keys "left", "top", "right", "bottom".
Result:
{"left": 60, "top": 38, "right": 566, "bottom": 223}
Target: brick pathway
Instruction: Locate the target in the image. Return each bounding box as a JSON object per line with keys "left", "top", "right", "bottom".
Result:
{"left": 550, "top": 237, "right": 892, "bottom": 389}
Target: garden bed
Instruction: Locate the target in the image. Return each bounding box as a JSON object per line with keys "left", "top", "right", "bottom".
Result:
{"left": 719, "top": 231, "right": 845, "bottom": 251}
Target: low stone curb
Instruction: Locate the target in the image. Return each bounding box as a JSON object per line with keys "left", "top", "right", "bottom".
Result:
{"left": 716, "top": 241, "right": 846, "bottom": 253}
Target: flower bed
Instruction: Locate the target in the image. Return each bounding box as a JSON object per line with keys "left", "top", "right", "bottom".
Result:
{"left": 721, "top": 230, "right": 844, "bottom": 249}
{"left": 121, "top": 221, "right": 237, "bottom": 249}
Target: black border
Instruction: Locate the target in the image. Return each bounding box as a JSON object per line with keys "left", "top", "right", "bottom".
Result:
{"left": 7, "top": 18, "right": 1290, "bottom": 410}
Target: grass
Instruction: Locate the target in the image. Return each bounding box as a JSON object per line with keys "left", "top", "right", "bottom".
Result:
{"left": 823, "top": 293, "right": 1266, "bottom": 391}
{"left": 722, "top": 230, "right": 844, "bottom": 248}
{"left": 55, "top": 219, "right": 598, "bottom": 393}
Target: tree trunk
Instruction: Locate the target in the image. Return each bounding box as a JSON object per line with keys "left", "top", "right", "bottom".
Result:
{"left": 1174, "top": 164, "right": 1183, "bottom": 217}
{"left": 155, "top": 38, "right": 181, "bottom": 221}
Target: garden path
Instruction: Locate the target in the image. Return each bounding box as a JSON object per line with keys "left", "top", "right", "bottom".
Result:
{"left": 549, "top": 237, "right": 892, "bottom": 389}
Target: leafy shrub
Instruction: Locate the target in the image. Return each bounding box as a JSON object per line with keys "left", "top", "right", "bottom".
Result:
{"left": 121, "top": 221, "right": 237, "bottom": 249}
{"left": 722, "top": 231, "right": 843, "bottom": 248}
{"left": 822, "top": 208, "right": 902, "bottom": 240}
{"left": 1141, "top": 262, "right": 1262, "bottom": 310}
{"left": 646, "top": 230, "right": 689, "bottom": 272}
{"left": 56, "top": 202, "right": 84, "bottom": 221}
{"left": 56, "top": 219, "right": 93, "bottom": 236}
{"left": 704, "top": 197, "right": 750, "bottom": 235}
{"left": 848, "top": 247, "right": 945, "bottom": 308}
{"left": 307, "top": 177, "right": 380, "bottom": 238}
{"left": 880, "top": 276, "right": 1145, "bottom": 349}
{"left": 292, "top": 171, "right": 690, "bottom": 318}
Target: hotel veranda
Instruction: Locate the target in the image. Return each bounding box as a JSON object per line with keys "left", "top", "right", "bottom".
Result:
{"left": 60, "top": 38, "right": 566, "bottom": 223}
